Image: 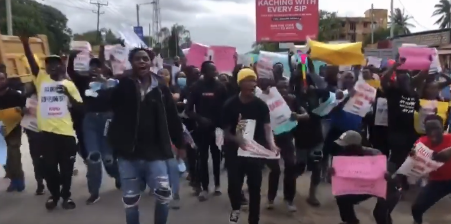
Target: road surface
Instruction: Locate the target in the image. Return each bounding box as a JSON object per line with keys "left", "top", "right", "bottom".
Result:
{"left": 0, "top": 135, "right": 450, "bottom": 224}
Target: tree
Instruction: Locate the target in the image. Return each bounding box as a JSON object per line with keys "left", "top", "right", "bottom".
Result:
{"left": 0, "top": 0, "right": 72, "bottom": 54}
{"left": 317, "top": 10, "right": 342, "bottom": 42}
{"left": 73, "top": 29, "right": 119, "bottom": 45}
{"left": 389, "top": 8, "right": 415, "bottom": 35}
{"left": 432, "top": 0, "right": 451, "bottom": 29}
{"left": 363, "top": 27, "right": 390, "bottom": 46}
{"left": 156, "top": 24, "right": 192, "bottom": 58}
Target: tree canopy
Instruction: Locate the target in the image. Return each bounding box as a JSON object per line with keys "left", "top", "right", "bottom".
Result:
{"left": 432, "top": 0, "right": 451, "bottom": 29}
{"left": 0, "top": 0, "right": 72, "bottom": 54}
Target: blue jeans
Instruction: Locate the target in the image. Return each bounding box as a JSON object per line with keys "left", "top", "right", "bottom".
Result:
{"left": 145, "top": 158, "right": 180, "bottom": 198}
{"left": 118, "top": 158, "right": 172, "bottom": 224}
{"left": 83, "top": 112, "right": 119, "bottom": 195}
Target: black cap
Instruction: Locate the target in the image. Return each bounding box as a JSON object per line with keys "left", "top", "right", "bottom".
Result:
{"left": 45, "top": 55, "right": 62, "bottom": 63}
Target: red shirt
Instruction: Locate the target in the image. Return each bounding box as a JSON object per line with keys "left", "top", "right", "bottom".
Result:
{"left": 416, "top": 134, "right": 451, "bottom": 181}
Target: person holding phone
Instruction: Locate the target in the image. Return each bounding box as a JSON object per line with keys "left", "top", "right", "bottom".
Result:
{"left": 20, "top": 34, "right": 83, "bottom": 211}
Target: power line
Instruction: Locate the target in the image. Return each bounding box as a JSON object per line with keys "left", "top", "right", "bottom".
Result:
{"left": 36, "top": 0, "right": 93, "bottom": 11}
{"left": 396, "top": 0, "right": 430, "bottom": 30}
{"left": 90, "top": 0, "right": 108, "bottom": 40}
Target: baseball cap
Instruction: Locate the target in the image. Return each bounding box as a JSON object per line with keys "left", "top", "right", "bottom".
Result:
{"left": 334, "top": 130, "right": 362, "bottom": 147}
{"left": 45, "top": 55, "right": 62, "bottom": 63}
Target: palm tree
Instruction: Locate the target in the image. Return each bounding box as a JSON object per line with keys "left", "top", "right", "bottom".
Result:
{"left": 389, "top": 8, "right": 415, "bottom": 35}
{"left": 432, "top": 0, "right": 451, "bottom": 29}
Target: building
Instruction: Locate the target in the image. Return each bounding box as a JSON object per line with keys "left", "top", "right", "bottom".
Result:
{"left": 334, "top": 9, "right": 388, "bottom": 42}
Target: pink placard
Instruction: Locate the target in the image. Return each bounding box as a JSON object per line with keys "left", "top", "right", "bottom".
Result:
{"left": 333, "top": 155, "right": 387, "bottom": 180}
{"left": 186, "top": 43, "right": 209, "bottom": 68}
{"left": 332, "top": 155, "right": 387, "bottom": 198}
{"left": 210, "top": 46, "right": 236, "bottom": 73}
{"left": 398, "top": 47, "right": 433, "bottom": 70}
{"left": 332, "top": 176, "right": 387, "bottom": 199}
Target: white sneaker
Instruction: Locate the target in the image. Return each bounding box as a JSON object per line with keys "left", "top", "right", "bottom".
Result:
{"left": 266, "top": 200, "right": 274, "bottom": 210}
{"left": 286, "top": 201, "right": 297, "bottom": 212}
{"left": 198, "top": 190, "right": 209, "bottom": 202}
{"left": 229, "top": 210, "right": 240, "bottom": 224}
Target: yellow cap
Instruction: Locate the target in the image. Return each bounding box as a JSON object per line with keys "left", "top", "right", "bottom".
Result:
{"left": 237, "top": 68, "right": 257, "bottom": 84}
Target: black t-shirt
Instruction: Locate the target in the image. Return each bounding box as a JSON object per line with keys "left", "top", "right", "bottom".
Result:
{"left": 0, "top": 88, "right": 25, "bottom": 136}
{"left": 385, "top": 87, "right": 419, "bottom": 132}
{"left": 221, "top": 95, "right": 270, "bottom": 154}
{"left": 187, "top": 79, "right": 228, "bottom": 128}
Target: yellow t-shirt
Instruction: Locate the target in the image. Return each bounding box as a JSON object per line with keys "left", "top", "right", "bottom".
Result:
{"left": 33, "top": 71, "right": 82, "bottom": 136}
{"left": 414, "top": 99, "right": 448, "bottom": 134}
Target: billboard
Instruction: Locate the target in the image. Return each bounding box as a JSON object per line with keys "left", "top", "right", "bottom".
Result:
{"left": 256, "top": 0, "right": 319, "bottom": 42}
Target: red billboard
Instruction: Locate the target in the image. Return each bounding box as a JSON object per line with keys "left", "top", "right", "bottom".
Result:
{"left": 256, "top": 0, "right": 319, "bottom": 42}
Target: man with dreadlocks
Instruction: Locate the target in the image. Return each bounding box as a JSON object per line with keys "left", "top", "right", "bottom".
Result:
{"left": 97, "top": 47, "right": 185, "bottom": 224}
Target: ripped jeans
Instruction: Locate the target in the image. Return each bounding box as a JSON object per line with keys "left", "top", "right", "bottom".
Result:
{"left": 118, "top": 158, "right": 172, "bottom": 224}
{"left": 83, "top": 112, "right": 119, "bottom": 196}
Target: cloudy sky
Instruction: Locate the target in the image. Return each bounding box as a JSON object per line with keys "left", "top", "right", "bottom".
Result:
{"left": 37, "top": 0, "right": 438, "bottom": 53}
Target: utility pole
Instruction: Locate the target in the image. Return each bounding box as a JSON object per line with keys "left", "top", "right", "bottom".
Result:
{"left": 6, "top": 0, "right": 13, "bottom": 35}
{"left": 390, "top": 0, "right": 394, "bottom": 38}
{"left": 371, "top": 4, "right": 374, "bottom": 44}
{"left": 90, "top": 0, "right": 108, "bottom": 41}
{"left": 136, "top": 4, "right": 140, "bottom": 26}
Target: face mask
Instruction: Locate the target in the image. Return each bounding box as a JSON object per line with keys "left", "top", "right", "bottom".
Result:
{"left": 177, "top": 77, "right": 187, "bottom": 88}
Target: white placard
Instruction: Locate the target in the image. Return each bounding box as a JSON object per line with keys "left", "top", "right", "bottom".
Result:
{"left": 237, "top": 119, "right": 279, "bottom": 159}
{"left": 38, "top": 82, "right": 69, "bottom": 118}
{"left": 343, "top": 80, "right": 377, "bottom": 117}
{"left": 397, "top": 142, "right": 443, "bottom": 178}
{"left": 215, "top": 128, "right": 224, "bottom": 148}
{"left": 374, "top": 97, "right": 388, "bottom": 126}
{"left": 367, "top": 56, "right": 382, "bottom": 68}
{"left": 74, "top": 51, "right": 90, "bottom": 71}
{"left": 20, "top": 95, "right": 39, "bottom": 132}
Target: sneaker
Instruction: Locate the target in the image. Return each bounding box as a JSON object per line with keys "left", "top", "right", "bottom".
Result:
{"left": 62, "top": 198, "right": 76, "bottom": 209}
{"left": 198, "top": 190, "right": 209, "bottom": 202}
{"left": 286, "top": 201, "right": 297, "bottom": 212}
{"left": 45, "top": 196, "right": 58, "bottom": 210}
{"left": 229, "top": 210, "right": 240, "bottom": 224}
{"left": 6, "top": 179, "right": 25, "bottom": 192}
{"left": 266, "top": 200, "right": 275, "bottom": 210}
{"left": 214, "top": 186, "right": 222, "bottom": 196}
{"left": 86, "top": 194, "right": 100, "bottom": 205}
{"left": 35, "top": 183, "right": 45, "bottom": 195}
{"left": 171, "top": 194, "right": 181, "bottom": 210}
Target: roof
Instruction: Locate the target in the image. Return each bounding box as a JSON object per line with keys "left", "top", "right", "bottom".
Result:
{"left": 392, "top": 28, "right": 451, "bottom": 39}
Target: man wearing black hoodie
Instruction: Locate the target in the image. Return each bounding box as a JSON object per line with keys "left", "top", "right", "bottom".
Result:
{"left": 98, "top": 47, "right": 185, "bottom": 224}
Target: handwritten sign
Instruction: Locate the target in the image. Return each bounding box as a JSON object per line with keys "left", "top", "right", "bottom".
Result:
{"left": 209, "top": 46, "right": 236, "bottom": 73}
{"left": 332, "top": 155, "right": 387, "bottom": 198}
{"left": 20, "top": 95, "right": 39, "bottom": 132}
{"left": 110, "top": 45, "right": 130, "bottom": 75}
{"left": 256, "top": 54, "right": 274, "bottom": 79}
{"left": 256, "top": 87, "right": 297, "bottom": 135}
{"left": 374, "top": 97, "right": 388, "bottom": 126}
{"left": 74, "top": 51, "right": 90, "bottom": 71}
{"left": 397, "top": 47, "right": 433, "bottom": 70}
{"left": 39, "top": 82, "right": 69, "bottom": 118}
{"left": 186, "top": 43, "right": 209, "bottom": 68}
{"left": 397, "top": 142, "right": 443, "bottom": 178}
{"left": 343, "top": 80, "right": 376, "bottom": 117}
{"left": 215, "top": 128, "right": 224, "bottom": 148}
{"left": 237, "top": 119, "right": 279, "bottom": 159}
{"left": 70, "top": 41, "right": 92, "bottom": 52}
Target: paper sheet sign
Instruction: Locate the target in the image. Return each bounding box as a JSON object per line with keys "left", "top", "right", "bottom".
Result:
{"left": 367, "top": 56, "right": 382, "bottom": 68}
{"left": 110, "top": 45, "right": 130, "bottom": 75}
{"left": 397, "top": 47, "right": 433, "bottom": 70}
{"left": 209, "top": 46, "right": 236, "bottom": 73}
{"left": 186, "top": 43, "right": 209, "bottom": 68}
{"left": 215, "top": 128, "right": 224, "bottom": 148}
{"left": 20, "top": 95, "right": 39, "bottom": 132}
{"left": 256, "top": 87, "right": 297, "bottom": 135}
{"left": 343, "top": 81, "right": 377, "bottom": 117}
{"left": 256, "top": 54, "right": 274, "bottom": 79}
{"left": 70, "top": 41, "right": 92, "bottom": 52}
{"left": 374, "top": 98, "right": 388, "bottom": 126}
{"left": 397, "top": 142, "right": 443, "bottom": 178}
{"left": 237, "top": 119, "right": 279, "bottom": 159}
{"left": 332, "top": 155, "right": 387, "bottom": 199}
{"left": 74, "top": 51, "right": 91, "bottom": 71}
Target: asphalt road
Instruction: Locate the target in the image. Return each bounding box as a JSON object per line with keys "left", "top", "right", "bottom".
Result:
{"left": 0, "top": 136, "right": 450, "bottom": 224}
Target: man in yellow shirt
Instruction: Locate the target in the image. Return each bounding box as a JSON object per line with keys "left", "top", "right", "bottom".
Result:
{"left": 20, "top": 35, "right": 83, "bottom": 211}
